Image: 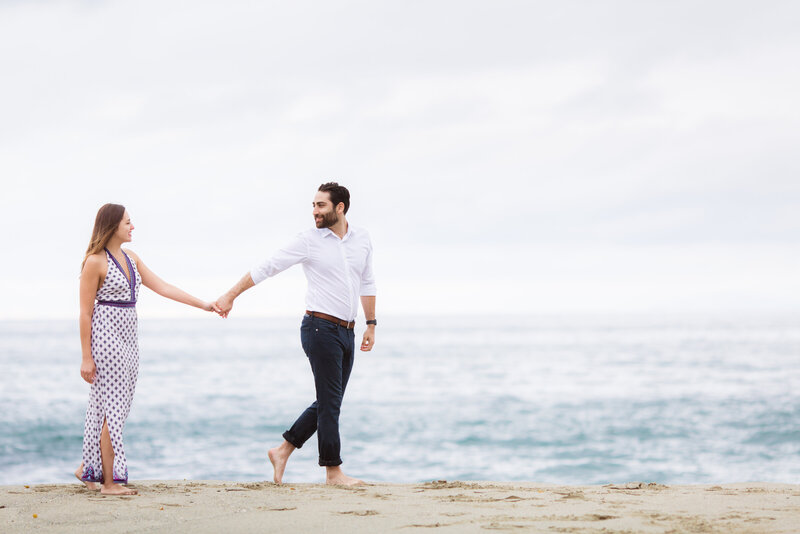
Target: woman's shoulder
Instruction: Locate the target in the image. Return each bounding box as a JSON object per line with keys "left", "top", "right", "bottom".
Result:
{"left": 82, "top": 252, "right": 107, "bottom": 275}
{"left": 85, "top": 251, "right": 108, "bottom": 266}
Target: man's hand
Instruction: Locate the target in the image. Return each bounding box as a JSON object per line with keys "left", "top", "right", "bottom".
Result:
{"left": 214, "top": 293, "right": 234, "bottom": 318}
{"left": 214, "top": 273, "right": 255, "bottom": 318}
{"left": 360, "top": 326, "right": 375, "bottom": 351}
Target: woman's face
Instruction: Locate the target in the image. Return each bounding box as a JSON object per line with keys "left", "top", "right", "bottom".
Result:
{"left": 115, "top": 210, "right": 134, "bottom": 243}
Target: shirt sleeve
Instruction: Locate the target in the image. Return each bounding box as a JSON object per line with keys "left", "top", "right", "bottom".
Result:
{"left": 359, "top": 237, "right": 377, "bottom": 296}
{"left": 250, "top": 232, "right": 308, "bottom": 285}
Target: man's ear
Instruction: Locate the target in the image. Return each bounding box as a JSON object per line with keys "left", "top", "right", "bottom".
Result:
{"left": 337, "top": 202, "right": 346, "bottom": 215}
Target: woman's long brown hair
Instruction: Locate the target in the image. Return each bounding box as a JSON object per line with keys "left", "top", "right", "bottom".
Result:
{"left": 81, "top": 203, "right": 126, "bottom": 270}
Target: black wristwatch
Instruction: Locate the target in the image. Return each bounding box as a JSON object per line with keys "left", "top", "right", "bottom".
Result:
{"left": 366, "top": 319, "right": 377, "bottom": 326}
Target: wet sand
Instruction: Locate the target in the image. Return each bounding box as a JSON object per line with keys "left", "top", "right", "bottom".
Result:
{"left": 2, "top": 480, "right": 799, "bottom": 533}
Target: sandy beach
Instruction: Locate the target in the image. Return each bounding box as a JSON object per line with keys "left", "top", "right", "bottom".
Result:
{"left": 1, "top": 480, "right": 798, "bottom": 533}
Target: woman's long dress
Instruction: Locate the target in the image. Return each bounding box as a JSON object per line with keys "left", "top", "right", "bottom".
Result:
{"left": 81, "top": 249, "right": 141, "bottom": 484}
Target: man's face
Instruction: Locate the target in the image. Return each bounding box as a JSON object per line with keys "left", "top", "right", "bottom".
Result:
{"left": 312, "top": 191, "right": 339, "bottom": 228}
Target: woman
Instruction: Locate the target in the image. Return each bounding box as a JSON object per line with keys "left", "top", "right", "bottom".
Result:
{"left": 75, "top": 203, "right": 214, "bottom": 495}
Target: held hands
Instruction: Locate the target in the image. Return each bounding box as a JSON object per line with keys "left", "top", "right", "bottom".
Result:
{"left": 213, "top": 293, "right": 234, "bottom": 318}
{"left": 80, "top": 358, "right": 96, "bottom": 384}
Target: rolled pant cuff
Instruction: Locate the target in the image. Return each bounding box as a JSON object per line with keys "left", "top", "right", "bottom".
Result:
{"left": 319, "top": 458, "right": 343, "bottom": 467}
{"left": 282, "top": 431, "right": 304, "bottom": 449}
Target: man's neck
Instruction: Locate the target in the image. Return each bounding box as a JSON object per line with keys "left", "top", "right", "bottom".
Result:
{"left": 329, "top": 218, "right": 348, "bottom": 239}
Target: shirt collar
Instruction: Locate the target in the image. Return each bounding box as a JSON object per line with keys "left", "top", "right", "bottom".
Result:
{"left": 316, "top": 224, "right": 352, "bottom": 241}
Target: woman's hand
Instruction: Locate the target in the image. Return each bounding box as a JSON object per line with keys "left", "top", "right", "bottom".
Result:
{"left": 80, "top": 358, "right": 96, "bottom": 384}
{"left": 201, "top": 301, "right": 216, "bottom": 312}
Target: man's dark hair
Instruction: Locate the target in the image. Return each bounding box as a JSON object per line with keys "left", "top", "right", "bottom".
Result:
{"left": 318, "top": 182, "right": 350, "bottom": 214}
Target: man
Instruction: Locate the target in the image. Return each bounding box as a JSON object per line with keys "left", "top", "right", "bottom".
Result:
{"left": 214, "top": 182, "right": 377, "bottom": 486}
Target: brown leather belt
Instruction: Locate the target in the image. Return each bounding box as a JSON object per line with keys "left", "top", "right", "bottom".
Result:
{"left": 306, "top": 310, "right": 355, "bottom": 330}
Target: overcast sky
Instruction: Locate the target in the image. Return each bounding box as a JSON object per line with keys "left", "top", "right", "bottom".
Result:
{"left": 1, "top": 0, "right": 799, "bottom": 319}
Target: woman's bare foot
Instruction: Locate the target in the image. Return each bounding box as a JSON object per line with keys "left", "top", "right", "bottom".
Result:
{"left": 268, "top": 441, "right": 296, "bottom": 484}
{"left": 100, "top": 483, "right": 137, "bottom": 495}
{"left": 74, "top": 464, "right": 99, "bottom": 491}
{"left": 326, "top": 466, "right": 365, "bottom": 486}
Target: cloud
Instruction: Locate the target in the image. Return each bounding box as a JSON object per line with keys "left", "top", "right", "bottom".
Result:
{"left": 0, "top": 0, "right": 798, "bottom": 318}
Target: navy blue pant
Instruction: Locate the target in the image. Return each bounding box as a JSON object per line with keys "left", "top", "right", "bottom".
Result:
{"left": 283, "top": 314, "right": 355, "bottom": 466}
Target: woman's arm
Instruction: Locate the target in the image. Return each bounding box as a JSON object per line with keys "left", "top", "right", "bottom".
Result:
{"left": 126, "top": 250, "right": 213, "bottom": 311}
{"left": 78, "top": 256, "right": 103, "bottom": 383}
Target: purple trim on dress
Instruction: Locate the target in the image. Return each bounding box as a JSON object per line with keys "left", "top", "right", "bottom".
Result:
{"left": 113, "top": 466, "right": 129, "bottom": 484}
{"left": 97, "top": 300, "right": 136, "bottom": 308}
{"left": 122, "top": 250, "right": 136, "bottom": 302}
{"left": 81, "top": 465, "right": 101, "bottom": 483}
{"left": 105, "top": 248, "right": 129, "bottom": 284}
{"left": 104, "top": 248, "right": 137, "bottom": 305}
{"left": 81, "top": 465, "right": 129, "bottom": 484}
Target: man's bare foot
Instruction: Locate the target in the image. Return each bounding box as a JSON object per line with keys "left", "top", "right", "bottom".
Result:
{"left": 100, "top": 483, "right": 137, "bottom": 495}
{"left": 326, "top": 466, "right": 365, "bottom": 486}
{"left": 268, "top": 441, "right": 296, "bottom": 484}
{"left": 74, "top": 464, "right": 98, "bottom": 491}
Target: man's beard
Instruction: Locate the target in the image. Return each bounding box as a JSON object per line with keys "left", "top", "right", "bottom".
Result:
{"left": 315, "top": 211, "right": 339, "bottom": 228}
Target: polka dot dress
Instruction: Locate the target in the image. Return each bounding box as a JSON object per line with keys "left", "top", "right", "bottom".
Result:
{"left": 81, "top": 249, "right": 141, "bottom": 484}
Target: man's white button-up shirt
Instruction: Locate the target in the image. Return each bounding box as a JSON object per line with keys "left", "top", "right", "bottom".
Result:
{"left": 250, "top": 225, "right": 376, "bottom": 322}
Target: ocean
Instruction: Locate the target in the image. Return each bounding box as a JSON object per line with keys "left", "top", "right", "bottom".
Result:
{"left": 1, "top": 314, "right": 798, "bottom": 486}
